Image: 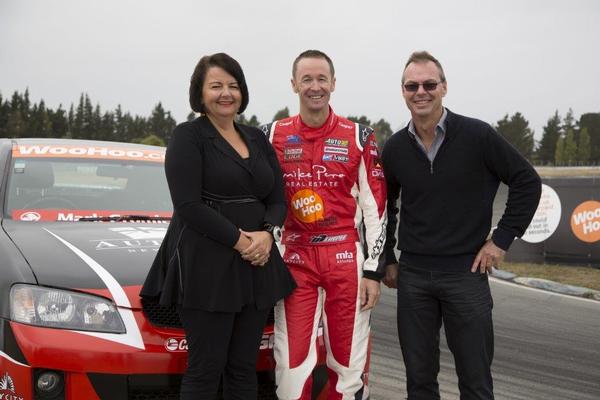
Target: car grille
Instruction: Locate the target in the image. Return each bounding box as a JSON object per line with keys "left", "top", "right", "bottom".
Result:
{"left": 141, "top": 300, "right": 275, "bottom": 329}
{"left": 141, "top": 300, "right": 182, "bottom": 328}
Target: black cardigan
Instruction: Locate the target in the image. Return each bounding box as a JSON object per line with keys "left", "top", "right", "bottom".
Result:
{"left": 140, "top": 116, "right": 296, "bottom": 311}
{"left": 382, "top": 109, "right": 541, "bottom": 270}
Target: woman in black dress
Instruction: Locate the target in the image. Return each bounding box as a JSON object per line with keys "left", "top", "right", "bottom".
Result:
{"left": 141, "top": 53, "right": 295, "bottom": 399}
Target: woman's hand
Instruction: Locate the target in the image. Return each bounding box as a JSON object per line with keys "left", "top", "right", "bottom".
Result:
{"left": 233, "top": 233, "right": 253, "bottom": 253}
{"left": 239, "top": 230, "right": 273, "bottom": 266}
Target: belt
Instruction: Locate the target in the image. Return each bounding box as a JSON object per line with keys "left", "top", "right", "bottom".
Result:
{"left": 202, "top": 190, "right": 259, "bottom": 207}
{"left": 282, "top": 229, "right": 360, "bottom": 246}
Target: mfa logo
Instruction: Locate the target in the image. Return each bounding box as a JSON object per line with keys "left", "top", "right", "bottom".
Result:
{"left": 335, "top": 250, "right": 354, "bottom": 263}
{"left": 165, "top": 337, "right": 188, "bottom": 352}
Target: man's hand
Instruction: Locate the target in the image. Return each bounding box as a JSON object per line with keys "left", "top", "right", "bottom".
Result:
{"left": 471, "top": 239, "right": 506, "bottom": 274}
{"left": 382, "top": 263, "right": 399, "bottom": 288}
{"left": 360, "top": 278, "right": 381, "bottom": 311}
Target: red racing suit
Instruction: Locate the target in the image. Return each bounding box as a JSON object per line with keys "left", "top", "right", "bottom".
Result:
{"left": 262, "top": 108, "right": 387, "bottom": 400}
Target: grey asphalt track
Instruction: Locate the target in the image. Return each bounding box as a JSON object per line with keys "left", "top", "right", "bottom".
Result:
{"left": 368, "top": 279, "right": 600, "bottom": 400}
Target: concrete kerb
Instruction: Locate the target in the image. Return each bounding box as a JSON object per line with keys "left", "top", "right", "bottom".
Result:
{"left": 491, "top": 268, "right": 600, "bottom": 301}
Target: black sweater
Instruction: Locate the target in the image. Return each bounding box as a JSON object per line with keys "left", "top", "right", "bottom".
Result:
{"left": 381, "top": 109, "right": 541, "bottom": 270}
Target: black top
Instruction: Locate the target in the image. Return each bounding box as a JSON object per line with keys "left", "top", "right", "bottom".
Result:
{"left": 140, "top": 116, "right": 296, "bottom": 311}
{"left": 381, "top": 109, "right": 541, "bottom": 271}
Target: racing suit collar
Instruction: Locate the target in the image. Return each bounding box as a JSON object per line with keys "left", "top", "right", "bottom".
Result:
{"left": 294, "top": 106, "right": 338, "bottom": 140}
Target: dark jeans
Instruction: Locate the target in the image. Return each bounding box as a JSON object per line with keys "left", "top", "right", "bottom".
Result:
{"left": 396, "top": 266, "right": 494, "bottom": 400}
{"left": 178, "top": 305, "right": 270, "bottom": 400}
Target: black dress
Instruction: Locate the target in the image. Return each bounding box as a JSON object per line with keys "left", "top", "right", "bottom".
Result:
{"left": 141, "top": 116, "right": 296, "bottom": 311}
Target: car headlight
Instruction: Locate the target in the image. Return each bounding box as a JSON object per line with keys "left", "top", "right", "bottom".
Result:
{"left": 10, "top": 284, "right": 125, "bottom": 333}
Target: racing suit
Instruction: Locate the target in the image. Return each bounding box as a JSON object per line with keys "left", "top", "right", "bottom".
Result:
{"left": 262, "top": 108, "right": 387, "bottom": 400}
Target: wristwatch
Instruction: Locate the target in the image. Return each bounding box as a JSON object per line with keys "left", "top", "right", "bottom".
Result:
{"left": 263, "top": 223, "right": 282, "bottom": 243}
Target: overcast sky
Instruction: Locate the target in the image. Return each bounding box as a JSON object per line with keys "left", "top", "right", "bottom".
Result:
{"left": 1, "top": 0, "right": 598, "bottom": 139}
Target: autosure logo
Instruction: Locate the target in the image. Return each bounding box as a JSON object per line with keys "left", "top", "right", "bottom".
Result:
{"left": 93, "top": 227, "right": 168, "bottom": 252}
{"left": 291, "top": 189, "right": 324, "bottom": 223}
{"left": 164, "top": 337, "right": 188, "bottom": 352}
{"left": 0, "top": 372, "right": 23, "bottom": 400}
{"left": 570, "top": 200, "right": 600, "bottom": 243}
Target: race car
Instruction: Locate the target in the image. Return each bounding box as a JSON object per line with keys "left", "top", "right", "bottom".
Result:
{"left": 0, "top": 138, "right": 370, "bottom": 399}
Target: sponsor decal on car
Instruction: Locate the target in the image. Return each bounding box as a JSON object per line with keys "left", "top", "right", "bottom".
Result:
{"left": 13, "top": 209, "right": 171, "bottom": 222}
{"left": 165, "top": 337, "right": 188, "bottom": 352}
{"left": 13, "top": 144, "right": 165, "bottom": 163}
{"left": 92, "top": 227, "right": 168, "bottom": 252}
{"left": 0, "top": 372, "right": 24, "bottom": 400}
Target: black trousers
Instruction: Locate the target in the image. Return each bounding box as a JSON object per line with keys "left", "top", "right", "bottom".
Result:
{"left": 396, "top": 266, "right": 494, "bottom": 400}
{"left": 178, "top": 304, "right": 270, "bottom": 400}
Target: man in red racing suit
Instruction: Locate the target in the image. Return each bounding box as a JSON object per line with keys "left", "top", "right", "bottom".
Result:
{"left": 261, "top": 50, "right": 387, "bottom": 400}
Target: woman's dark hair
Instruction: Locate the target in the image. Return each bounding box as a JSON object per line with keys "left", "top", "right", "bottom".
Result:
{"left": 189, "top": 53, "right": 249, "bottom": 114}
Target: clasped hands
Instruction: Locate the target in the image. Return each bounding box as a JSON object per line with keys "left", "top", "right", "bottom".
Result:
{"left": 234, "top": 229, "right": 273, "bottom": 267}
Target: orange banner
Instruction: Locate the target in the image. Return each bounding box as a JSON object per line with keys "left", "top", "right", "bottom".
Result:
{"left": 570, "top": 200, "right": 600, "bottom": 243}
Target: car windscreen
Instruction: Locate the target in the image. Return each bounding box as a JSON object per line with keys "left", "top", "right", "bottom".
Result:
{"left": 5, "top": 157, "right": 172, "bottom": 222}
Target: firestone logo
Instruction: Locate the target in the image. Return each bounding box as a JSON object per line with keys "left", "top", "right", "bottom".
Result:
{"left": 165, "top": 337, "right": 188, "bottom": 352}
{"left": 0, "top": 372, "right": 23, "bottom": 400}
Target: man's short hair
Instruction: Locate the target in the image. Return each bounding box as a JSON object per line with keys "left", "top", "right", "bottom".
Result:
{"left": 292, "top": 50, "right": 335, "bottom": 79}
{"left": 402, "top": 51, "right": 446, "bottom": 84}
{"left": 189, "top": 53, "right": 249, "bottom": 114}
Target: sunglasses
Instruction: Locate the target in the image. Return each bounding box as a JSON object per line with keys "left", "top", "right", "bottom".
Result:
{"left": 403, "top": 81, "right": 444, "bottom": 92}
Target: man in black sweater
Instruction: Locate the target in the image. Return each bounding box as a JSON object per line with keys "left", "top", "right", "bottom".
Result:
{"left": 381, "top": 51, "right": 541, "bottom": 400}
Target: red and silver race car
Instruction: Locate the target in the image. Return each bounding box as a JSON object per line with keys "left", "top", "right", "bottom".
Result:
{"left": 0, "top": 138, "right": 371, "bottom": 400}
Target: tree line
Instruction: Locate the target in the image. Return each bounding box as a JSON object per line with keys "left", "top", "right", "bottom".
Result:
{"left": 1, "top": 90, "right": 599, "bottom": 165}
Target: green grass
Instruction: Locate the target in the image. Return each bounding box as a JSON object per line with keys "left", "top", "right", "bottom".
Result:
{"left": 499, "top": 262, "right": 600, "bottom": 292}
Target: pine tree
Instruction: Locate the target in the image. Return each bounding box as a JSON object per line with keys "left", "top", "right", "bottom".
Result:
{"left": 347, "top": 115, "right": 372, "bottom": 126}
{"left": 495, "top": 112, "right": 535, "bottom": 161}
{"left": 272, "top": 107, "right": 290, "bottom": 121}
{"left": 536, "top": 111, "right": 561, "bottom": 165}
{"left": 577, "top": 127, "right": 591, "bottom": 165}
{"left": 579, "top": 112, "right": 600, "bottom": 164}
{"left": 555, "top": 135, "right": 565, "bottom": 165}
{"left": 372, "top": 118, "right": 393, "bottom": 148}
{"left": 564, "top": 129, "right": 577, "bottom": 165}
{"left": 49, "top": 105, "right": 69, "bottom": 138}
